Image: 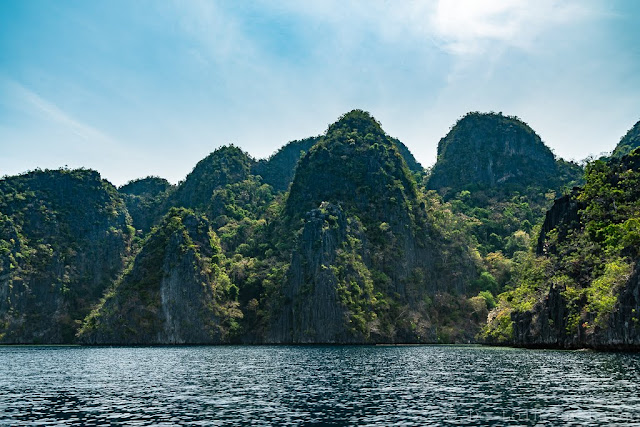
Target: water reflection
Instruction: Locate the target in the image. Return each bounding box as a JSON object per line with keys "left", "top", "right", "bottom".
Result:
{"left": 0, "top": 345, "right": 639, "bottom": 425}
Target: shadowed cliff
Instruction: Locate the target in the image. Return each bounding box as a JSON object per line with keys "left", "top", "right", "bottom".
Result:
{"left": 78, "top": 208, "right": 241, "bottom": 344}
{"left": 0, "top": 169, "right": 132, "bottom": 343}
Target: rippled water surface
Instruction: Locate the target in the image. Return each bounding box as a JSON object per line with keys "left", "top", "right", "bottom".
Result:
{"left": 1, "top": 345, "right": 640, "bottom": 425}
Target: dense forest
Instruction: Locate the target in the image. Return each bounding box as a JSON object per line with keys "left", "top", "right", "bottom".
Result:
{"left": 1, "top": 110, "right": 639, "bottom": 348}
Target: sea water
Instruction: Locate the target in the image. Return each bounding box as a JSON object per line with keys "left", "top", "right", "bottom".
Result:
{"left": 1, "top": 345, "right": 639, "bottom": 425}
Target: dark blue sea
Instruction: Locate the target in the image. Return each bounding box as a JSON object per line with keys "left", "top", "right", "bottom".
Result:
{"left": 1, "top": 345, "right": 639, "bottom": 425}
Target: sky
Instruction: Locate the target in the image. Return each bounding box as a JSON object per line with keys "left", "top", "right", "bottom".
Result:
{"left": 1, "top": 0, "right": 639, "bottom": 186}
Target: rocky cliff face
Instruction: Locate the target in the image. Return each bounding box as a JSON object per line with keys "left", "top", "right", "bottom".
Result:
{"left": 485, "top": 148, "right": 640, "bottom": 350}
{"left": 536, "top": 191, "right": 585, "bottom": 255}
{"left": 509, "top": 263, "right": 640, "bottom": 350}
{"left": 270, "top": 203, "right": 364, "bottom": 343}
{"left": 0, "top": 169, "right": 131, "bottom": 343}
{"left": 428, "top": 112, "right": 575, "bottom": 196}
{"left": 509, "top": 284, "right": 580, "bottom": 348}
{"left": 79, "top": 208, "right": 241, "bottom": 344}
{"left": 252, "top": 137, "right": 320, "bottom": 192}
{"left": 270, "top": 110, "right": 479, "bottom": 343}
{"left": 593, "top": 263, "right": 640, "bottom": 349}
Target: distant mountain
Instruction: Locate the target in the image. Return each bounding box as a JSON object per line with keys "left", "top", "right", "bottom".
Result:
{"left": 252, "top": 137, "right": 320, "bottom": 192}
{"left": 170, "top": 145, "right": 254, "bottom": 211}
{"left": 79, "top": 208, "right": 240, "bottom": 344}
{"left": 269, "top": 110, "right": 479, "bottom": 343}
{"left": 0, "top": 169, "right": 131, "bottom": 343}
{"left": 119, "top": 176, "right": 174, "bottom": 233}
{"left": 612, "top": 118, "right": 640, "bottom": 158}
{"left": 428, "top": 112, "right": 579, "bottom": 196}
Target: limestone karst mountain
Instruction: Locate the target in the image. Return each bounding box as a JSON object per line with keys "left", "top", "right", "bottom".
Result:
{"left": 427, "top": 112, "right": 579, "bottom": 196}
{"left": 4, "top": 110, "right": 639, "bottom": 349}
{"left": 426, "top": 112, "right": 583, "bottom": 262}
{"left": 79, "top": 208, "right": 240, "bottom": 344}
{"left": 483, "top": 147, "right": 640, "bottom": 350}
{"left": 0, "top": 169, "right": 131, "bottom": 343}
{"left": 270, "top": 110, "right": 479, "bottom": 343}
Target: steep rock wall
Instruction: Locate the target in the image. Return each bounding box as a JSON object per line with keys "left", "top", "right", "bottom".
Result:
{"left": 0, "top": 169, "right": 131, "bottom": 343}
{"left": 269, "top": 110, "right": 479, "bottom": 344}
{"left": 79, "top": 209, "right": 240, "bottom": 345}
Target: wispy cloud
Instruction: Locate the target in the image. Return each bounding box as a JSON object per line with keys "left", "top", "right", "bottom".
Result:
{"left": 249, "top": 0, "right": 599, "bottom": 57}
{"left": 170, "top": 1, "right": 256, "bottom": 67}
{"left": 428, "top": 0, "right": 598, "bottom": 55}
{"left": 3, "top": 77, "right": 119, "bottom": 148}
{"left": 1, "top": 0, "right": 635, "bottom": 186}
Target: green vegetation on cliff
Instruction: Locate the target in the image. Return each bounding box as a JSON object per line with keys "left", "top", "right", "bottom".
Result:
{"left": 79, "top": 208, "right": 241, "bottom": 344}
{"left": 427, "top": 112, "right": 583, "bottom": 296}
{"left": 612, "top": 119, "right": 640, "bottom": 158}
{"left": 484, "top": 148, "right": 640, "bottom": 348}
{"left": 272, "top": 110, "right": 480, "bottom": 343}
{"left": 0, "top": 169, "right": 131, "bottom": 343}
{"left": 286, "top": 110, "right": 418, "bottom": 219}
{"left": 4, "top": 110, "right": 637, "bottom": 348}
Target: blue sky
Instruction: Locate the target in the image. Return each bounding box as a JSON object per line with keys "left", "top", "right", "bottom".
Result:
{"left": 1, "top": 0, "right": 639, "bottom": 186}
